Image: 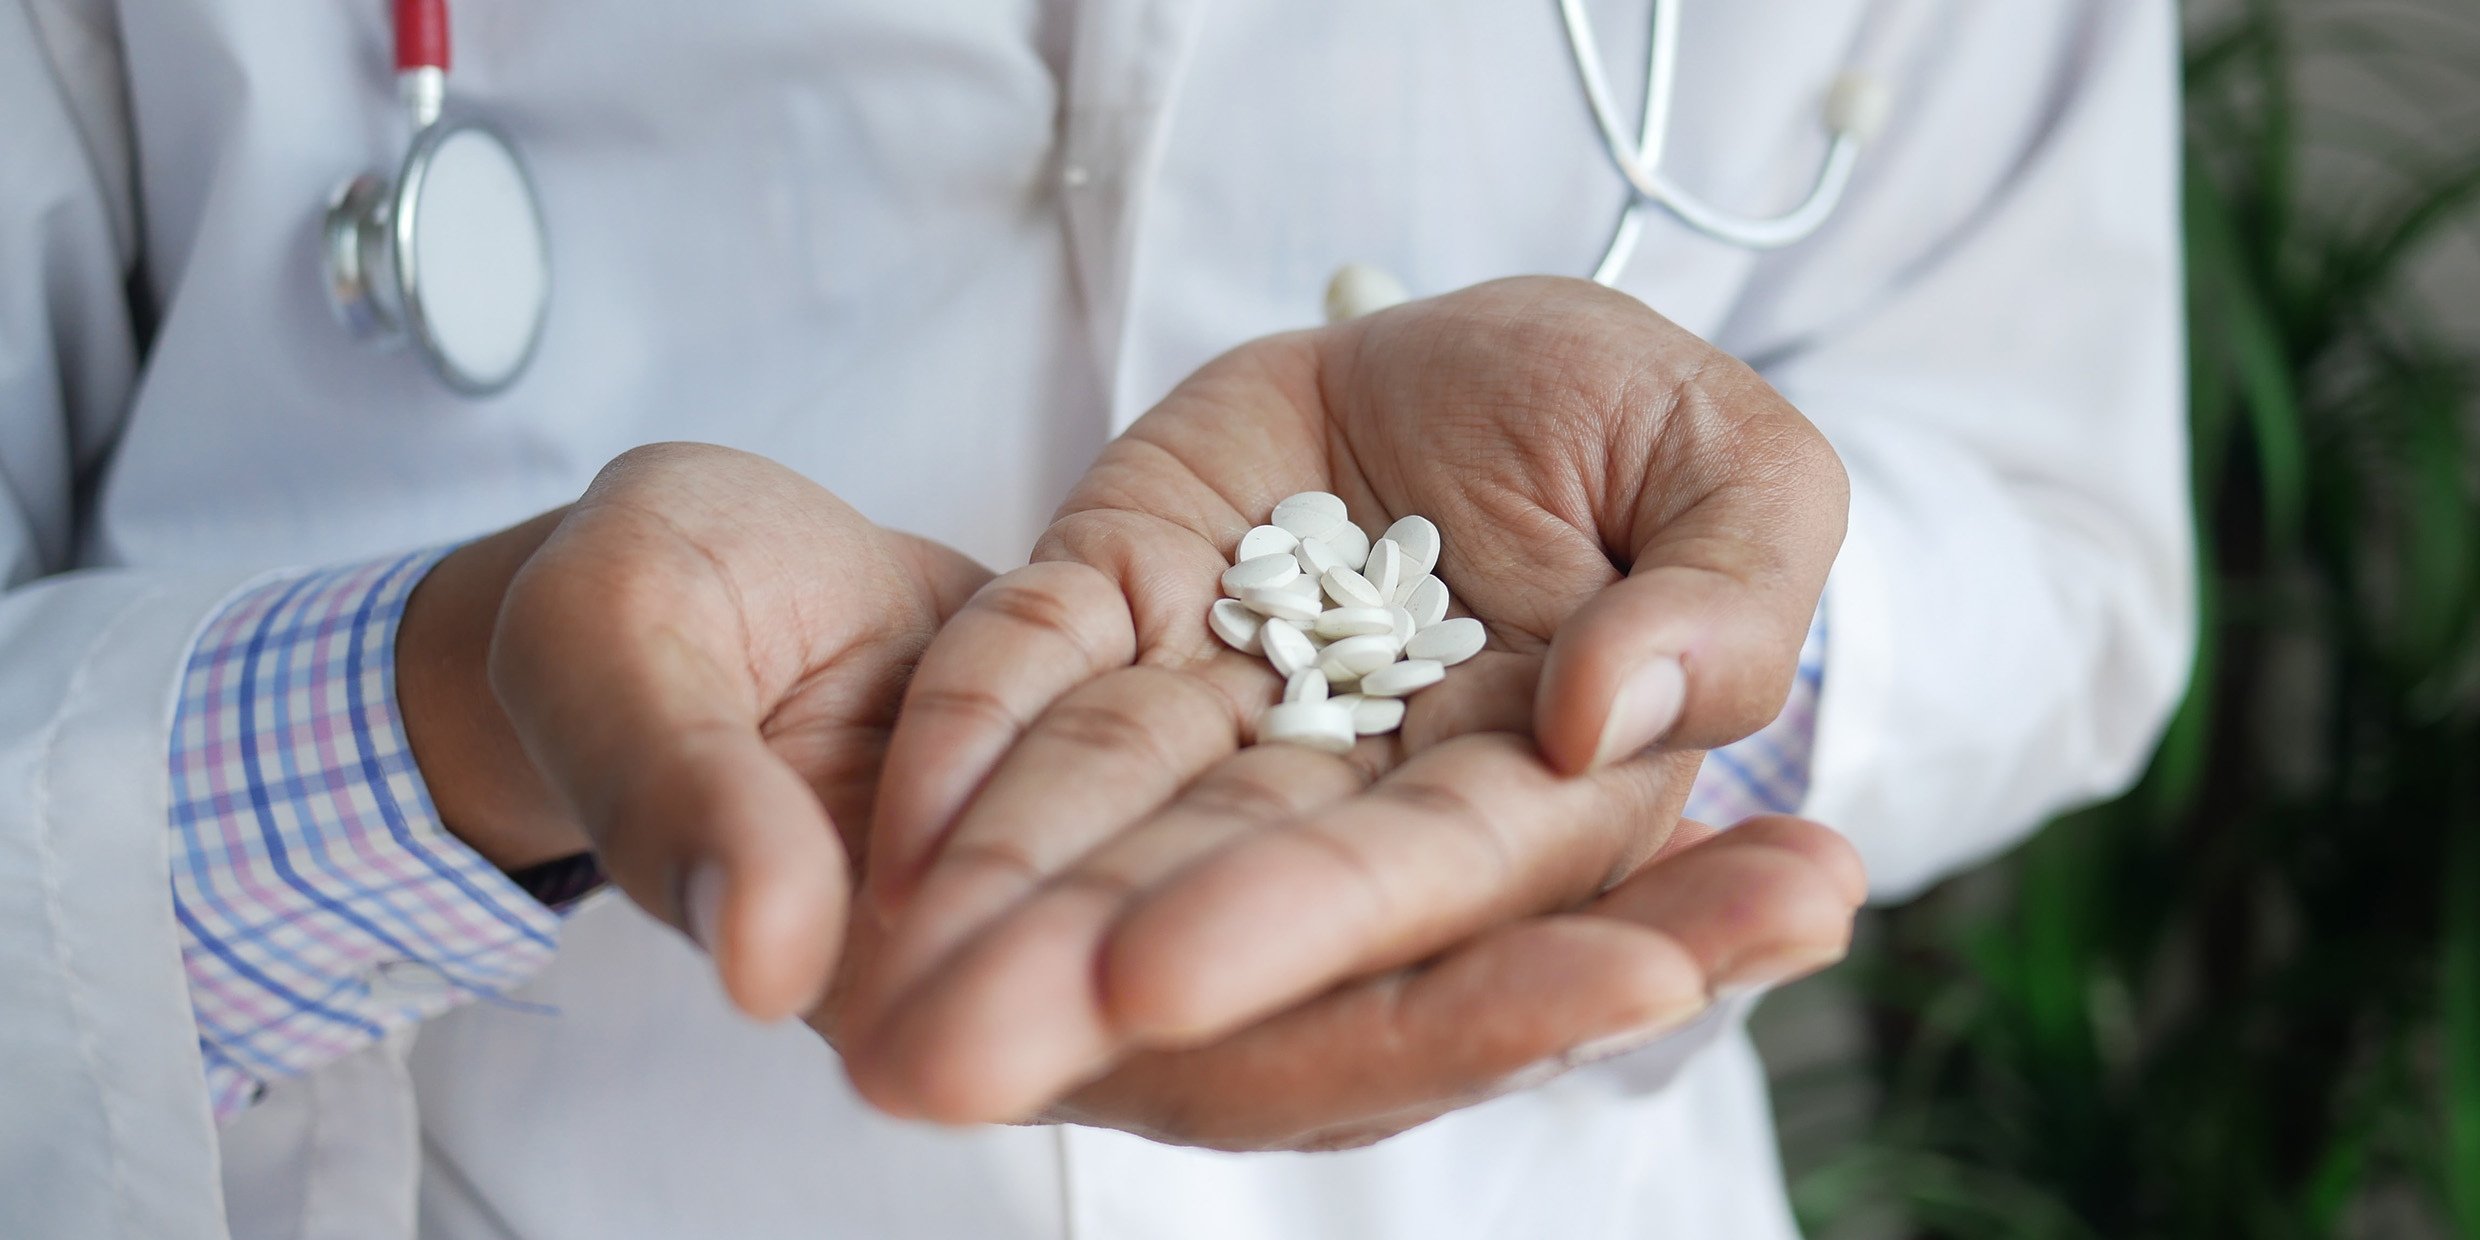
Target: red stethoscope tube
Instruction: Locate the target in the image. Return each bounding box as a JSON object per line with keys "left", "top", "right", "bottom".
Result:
{"left": 395, "top": 0, "right": 449, "bottom": 74}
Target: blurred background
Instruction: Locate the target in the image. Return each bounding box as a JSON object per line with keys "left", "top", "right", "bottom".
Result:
{"left": 1749, "top": 1, "right": 2480, "bottom": 1235}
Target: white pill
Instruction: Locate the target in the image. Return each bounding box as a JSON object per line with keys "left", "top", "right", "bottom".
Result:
{"left": 1338, "top": 692, "right": 1406, "bottom": 735}
{"left": 1365, "top": 539, "right": 1403, "bottom": 604}
{"left": 1222, "top": 553, "right": 1300, "bottom": 597}
{"left": 1282, "top": 573, "right": 1325, "bottom": 603}
{"left": 1325, "top": 262, "right": 1410, "bottom": 324}
{"left": 1359, "top": 658, "right": 1444, "bottom": 697}
{"left": 1405, "top": 616, "right": 1486, "bottom": 666}
{"left": 1236, "top": 524, "right": 1300, "bottom": 562}
{"left": 1315, "top": 606, "right": 1395, "bottom": 639}
{"left": 1402, "top": 574, "right": 1449, "bottom": 626}
{"left": 1208, "top": 598, "right": 1264, "bottom": 654}
{"left": 1296, "top": 537, "right": 1350, "bottom": 579}
{"left": 1262, "top": 619, "right": 1319, "bottom": 678}
{"left": 1256, "top": 700, "right": 1357, "bottom": 754}
{"left": 1387, "top": 606, "right": 1416, "bottom": 646}
{"left": 1272, "top": 492, "right": 1349, "bottom": 540}
{"left": 1239, "top": 585, "right": 1322, "bottom": 625}
{"left": 1322, "top": 521, "right": 1371, "bottom": 571}
{"left": 1318, "top": 633, "right": 1401, "bottom": 679}
{"left": 1285, "top": 666, "right": 1330, "bottom": 705}
{"left": 1381, "top": 515, "right": 1440, "bottom": 580}
{"left": 1322, "top": 566, "right": 1386, "bottom": 609}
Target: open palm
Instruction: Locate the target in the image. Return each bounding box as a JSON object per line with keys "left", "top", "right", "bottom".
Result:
{"left": 834, "top": 278, "right": 1857, "bottom": 1145}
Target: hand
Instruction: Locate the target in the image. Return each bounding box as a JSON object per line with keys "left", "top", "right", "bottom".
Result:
{"left": 838, "top": 276, "right": 1854, "bottom": 1138}
{"left": 396, "top": 443, "right": 990, "bottom": 1021}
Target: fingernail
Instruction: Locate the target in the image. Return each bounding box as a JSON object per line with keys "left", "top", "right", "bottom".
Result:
{"left": 684, "top": 860, "right": 727, "bottom": 955}
{"left": 1492, "top": 1056, "right": 1573, "bottom": 1096}
{"left": 1590, "top": 656, "right": 1685, "bottom": 768}
{"left": 1713, "top": 944, "right": 1847, "bottom": 995}
{"left": 1560, "top": 999, "right": 1712, "bottom": 1068}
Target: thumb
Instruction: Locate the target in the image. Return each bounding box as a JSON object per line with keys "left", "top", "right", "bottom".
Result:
{"left": 491, "top": 537, "right": 848, "bottom": 1023}
{"left": 1532, "top": 445, "right": 1845, "bottom": 777}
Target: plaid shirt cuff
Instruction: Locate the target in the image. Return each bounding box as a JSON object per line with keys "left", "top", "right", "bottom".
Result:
{"left": 168, "top": 549, "right": 562, "bottom": 1120}
{"left": 1683, "top": 602, "right": 1826, "bottom": 825}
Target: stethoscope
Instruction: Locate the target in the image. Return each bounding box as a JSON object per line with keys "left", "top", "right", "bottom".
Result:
{"left": 1327, "top": 1, "right": 1892, "bottom": 322}
{"left": 324, "top": 0, "right": 550, "bottom": 397}
{"left": 321, "top": 0, "right": 1886, "bottom": 386}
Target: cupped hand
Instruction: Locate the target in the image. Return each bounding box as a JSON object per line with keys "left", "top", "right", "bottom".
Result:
{"left": 397, "top": 442, "right": 990, "bottom": 1022}
{"left": 838, "top": 276, "right": 1852, "bottom": 1135}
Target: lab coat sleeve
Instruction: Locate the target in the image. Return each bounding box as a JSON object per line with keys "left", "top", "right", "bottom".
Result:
{"left": 0, "top": 6, "right": 267, "bottom": 1234}
{"left": 1727, "top": 0, "right": 2192, "bottom": 899}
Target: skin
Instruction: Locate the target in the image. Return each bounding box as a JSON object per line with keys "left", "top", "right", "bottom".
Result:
{"left": 394, "top": 276, "right": 1862, "bottom": 1153}
{"left": 837, "top": 277, "right": 1858, "bottom": 1142}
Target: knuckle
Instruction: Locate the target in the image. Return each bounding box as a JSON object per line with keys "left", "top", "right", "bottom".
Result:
{"left": 904, "top": 682, "right": 1029, "bottom": 736}
{"left": 937, "top": 836, "right": 1050, "bottom": 887}
{"left": 1179, "top": 773, "right": 1302, "bottom": 826}
{"left": 974, "top": 579, "right": 1090, "bottom": 643}
{"left": 1040, "top": 696, "right": 1175, "bottom": 763}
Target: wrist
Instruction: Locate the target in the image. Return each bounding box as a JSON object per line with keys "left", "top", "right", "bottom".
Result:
{"left": 398, "top": 509, "right": 592, "bottom": 871}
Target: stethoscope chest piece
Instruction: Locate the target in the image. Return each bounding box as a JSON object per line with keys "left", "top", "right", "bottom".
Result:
{"left": 324, "top": 118, "right": 550, "bottom": 397}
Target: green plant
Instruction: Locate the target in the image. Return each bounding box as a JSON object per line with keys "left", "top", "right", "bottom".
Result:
{"left": 1783, "top": 2, "right": 2480, "bottom": 1236}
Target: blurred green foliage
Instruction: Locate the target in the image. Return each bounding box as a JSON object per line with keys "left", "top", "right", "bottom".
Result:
{"left": 1787, "top": 2, "right": 2480, "bottom": 1236}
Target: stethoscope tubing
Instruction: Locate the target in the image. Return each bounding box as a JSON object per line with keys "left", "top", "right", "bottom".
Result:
{"left": 1563, "top": 0, "right": 1877, "bottom": 276}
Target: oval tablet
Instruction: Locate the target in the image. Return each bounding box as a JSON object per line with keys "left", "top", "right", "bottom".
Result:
{"left": 1256, "top": 700, "right": 1357, "bottom": 754}
{"left": 1402, "top": 575, "right": 1449, "bottom": 626}
{"left": 1381, "top": 515, "right": 1440, "bottom": 580}
{"left": 1282, "top": 573, "right": 1325, "bottom": 603}
{"left": 1296, "top": 537, "right": 1349, "bottom": 579}
{"left": 1261, "top": 619, "right": 1319, "bottom": 679}
{"left": 1236, "top": 524, "right": 1300, "bottom": 562}
{"left": 1317, "top": 633, "right": 1401, "bottom": 679}
{"left": 1272, "top": 492, "right": 1349, "bottom": 540}
{"left": 1387, "top": 606, "right": 1416, "bottom": 646}
{"left": 1221, "top": 553, "right": 1300, "bottom": 596}
{"left": 1289, "top": 669, "right": 1329, "bottom": 709}
{"left": 1365, "top": 538, "right": 1403, "bottom": 604}
{"left": 1239, "top": 585, "right": 1321, "bottom": 625}
{"left": 1321, "top": 566, "right": 1386, "bottom": 609}
{"left": 1322, "top": 521, "right": 1371, "bottom": 571}
{"left": 1284, "top": 667, "right": 1330, "bottom": 704}
{"left": 1315, "top": 607, "right": 1395, "bottom": 639}
{"left": 1359, "top": 658, "right": 1444, "bottom": 698}
{"left": 1342, "top": 693, "right": 1405, "bottom": 735}
{"left": 1405, "top": 616, "right": 1486, "bottom": 665}
{"left": 1208, "top": 598, "right": 1264, "bottom": 654}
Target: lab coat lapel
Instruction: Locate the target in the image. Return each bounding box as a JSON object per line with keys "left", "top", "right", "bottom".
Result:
{"left": 1057, "top": 0, "right": 1212, "bottom": 428}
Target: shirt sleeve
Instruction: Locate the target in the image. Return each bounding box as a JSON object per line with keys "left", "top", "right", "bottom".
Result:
{"left": 167, "top": 548, "right": 563, "bottom": 1121}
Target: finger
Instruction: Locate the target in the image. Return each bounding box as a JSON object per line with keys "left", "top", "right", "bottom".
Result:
{"left": 1586, "top": 815, "right": 1865, "bottom": 990}
{"left": 1531, "top": 382, "right": 1847, "bottom": 772}
{"left": 491, "top": 537, "right": 845, "bottom": 1023}
{"left": 1102, "top": 732, "right": 1696, "bottom": 1046}
{"left": 1392, "top": 649, "right": 1539, "bottom": 749}
{"left": 1045, "top": 914, "right": 1708, "bottom": 1149}
{"left": 882, "top": 531, "right": 1000, "bottom": 624}
{"left": 845, "top": 745, "right": 1369, "bottom": 1121}
{"left": 866, "top": 560, "right": 1139, "bottom": 913}
{"left": 862, "top": 663, "right": 1259, "bottom": 1019}
{"left": 1037, "top": 822, "right": 1859, "bottom": 1150}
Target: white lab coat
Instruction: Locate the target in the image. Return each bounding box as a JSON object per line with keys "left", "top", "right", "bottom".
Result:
{"left": 0, "top": 0, "right": 2189, "bottom": 1236}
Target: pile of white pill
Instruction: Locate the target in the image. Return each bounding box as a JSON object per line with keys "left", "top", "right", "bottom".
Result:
{"left": 1208, "top": 491, "right": 1487, "bottom": 754}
